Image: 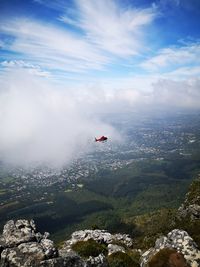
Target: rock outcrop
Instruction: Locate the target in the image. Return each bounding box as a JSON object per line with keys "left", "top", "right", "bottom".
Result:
{"left": 0, "top": 220, "right": 135, "bottom": 267}
{"left": 0, "top": 219, "right": 200, "bottom": 266}
{"left": 178, "top": 177, "right": 200, "bottom": 221}
{"left": 140, "top": 229, "right": 200, "bottom": 267}
{"left": 61, "top": 229, "right": 133, "bottom": 251}
{"left": 0, "top": 219, "right": 59, "bottom": 267}
{"left": 60, "top": 229, "right": 133, "bottom": 267}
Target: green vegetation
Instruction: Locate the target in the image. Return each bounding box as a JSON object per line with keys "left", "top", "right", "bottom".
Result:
{"left": 148, "top": 248, "right": 186, "bottom": 267}
{"left": 0, "top": 155, "right": 200, "bottom": 246}
{"left": 71, "top": 239, "right": 107, "bottom": 258}
{"left": 175, "top": 215, "right": 200, "bottom": 248}
{"left": 0, "top": 176, "right": 14, "bottom": 184}
{"left": 0, "top": 111, "right": 199, "bottom": 261}
{"left": 70, "top": 238, "right": 141, "bottom": 267}
{"left": 172, "top": 177, "right": 200, "bottom": 247}
{"left": 0, "top": 201, "right": 20, "bottom": 212}
{"left": 0, "top": 189, "right": 6, "bottom": 195}
{"left": 129, "top": 208, "right": 176, "bottom": 249}
{"left": 18, "top": 157, "right": 198, "bottom": 243}
{"left": 84, "top": 159, "right": 194, "bottom": 207}
{"left": 125, "top": 176, "right": 200, "bottom": 250}
{"left": 185, "top": 178, "right": 200, "bottom": 205}
{"left": 126, "top": 250, "right": 141, "bottom": 265}
{"left": 107, "top": 251, "right": 139, "bottom": 267}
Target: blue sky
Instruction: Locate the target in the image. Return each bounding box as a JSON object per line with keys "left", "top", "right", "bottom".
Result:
{"left": 0, "top": 0, "right": 200, "bottom": 87}
{"left": 0, "top": 0, "right": 200, "bottom": 165}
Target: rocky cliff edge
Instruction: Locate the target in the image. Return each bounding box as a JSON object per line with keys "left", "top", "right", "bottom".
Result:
{"left": 0, "top": 219, "right": 199, "bottom": 267}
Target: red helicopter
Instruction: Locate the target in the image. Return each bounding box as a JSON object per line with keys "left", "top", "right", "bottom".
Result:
{"left": 95, "top": 136, "right": 108, "bottom": 142}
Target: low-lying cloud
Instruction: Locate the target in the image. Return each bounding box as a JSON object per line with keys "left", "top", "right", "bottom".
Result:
{"left": 0, "top": 70, "right": 117, "bottom": 167}
{"left": 0, "top": 69, "right": 200, "bottom": 167}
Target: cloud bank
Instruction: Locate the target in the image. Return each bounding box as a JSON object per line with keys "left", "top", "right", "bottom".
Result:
{"left": 0, "top": 70, "right": 117, "bottom": 167}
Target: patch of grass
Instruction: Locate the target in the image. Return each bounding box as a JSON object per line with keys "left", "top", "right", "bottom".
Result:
{"left": 71, "top": 239, "right": 108, "bottom": 258}
{"left": 148, "top": 248, "right": 187, "bottom": 267}
{"left": 127, "top": 208, "right": 176, "bottom": 249}
{"left": 186, "top": 178, "right": 200, "bottom": 205}
{"left": 107, "top": 251, "right": 139, "bottom": 267}
{"left": 0, "top": 201, "right": 19, "bottom": 211}
{"left": 174, "top": 178, "right": 200, "bottom": 247}
{"left": 0, "top": 189, "right": 6, "bottom": 195}
{"left": 127, "top": 250, "right": 141, "bottom": 266}
{"left": 175, "top": 215, "right": 200, "bottom": 248}
{"left": 1, "top": 177, "right": 14, "bottom": 184}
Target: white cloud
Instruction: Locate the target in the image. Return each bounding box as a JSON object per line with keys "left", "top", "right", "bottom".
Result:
{"left": 36, "top": 0, "right": 157, "bottom": 58}
{"left": 60, "top": 0, "right": 156, "bottom": 57}
{"left": 0, "top": 0, "right": 157, "bottom": 79}
{"left": 151, "top": 78, "right": 200, "bottom": 109}
{"left": 162, "top": 66, "right": 200, "bottom": 79}
{"left": 0, "top": 0, "right": 199, "bottom": 167}
{"left": 33, "top": 0, "right": 68, "bottom": 11}
{"left": 0, "top": 69, "right": 117, "bottom": 167}
{"left": 0, "top": 40, "right": 6, "bottom": 49}
{"left": 141, "top": 43, "right": 200, "bottom": 71}
{"left": 0, "top": 66, "right": 200, "bottom": 167}
{"left": 0, "top": 18, "right": 109, "bottom": 73}
{"left": 1, "top": 60, "right": 50, "bottom": 77}
{"left": 59, "top": 15, "right": 80, "bottom": 27}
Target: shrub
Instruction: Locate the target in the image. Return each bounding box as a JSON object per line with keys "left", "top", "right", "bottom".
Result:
{"left": 186, "top": 179, "right": 200, "bottom": 205}
{"left": 71, "top": 239, "right": 107, "bottom": 258}
{"left": 127, "top": 250, "right": 141, "bottom": 265}
{"left": 148, "top": 248, "right": 187, "bottom": 267}
{"left": 91, "top": 224, "right": 100, "bottom": 230}
{"left": 107, "top": 251, "right": 140, "bottom": 267}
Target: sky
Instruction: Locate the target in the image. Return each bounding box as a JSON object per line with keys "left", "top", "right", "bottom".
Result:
{"left": 0, "top": 0, "right": 200, "bottom": 166}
